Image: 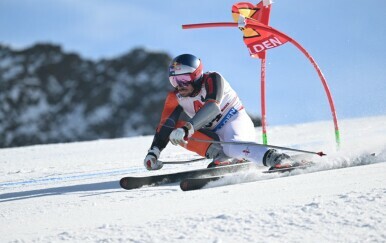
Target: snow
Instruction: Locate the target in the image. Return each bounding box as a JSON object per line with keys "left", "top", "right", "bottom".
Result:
{"left": 1, "top": 116, "right": 385, "bottom": 242}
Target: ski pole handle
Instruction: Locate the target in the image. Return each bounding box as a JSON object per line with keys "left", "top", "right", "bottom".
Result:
{"left": 189, "top": 138, "right": 326, "bottom": 157}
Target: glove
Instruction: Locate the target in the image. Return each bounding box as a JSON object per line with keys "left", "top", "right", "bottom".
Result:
{"left": 169, "top": 122, "right": 194, "bottom": 146}
{"left": 144, "top": 147, "right": 163, "bottom": 170}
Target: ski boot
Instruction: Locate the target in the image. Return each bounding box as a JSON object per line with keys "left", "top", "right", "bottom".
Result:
{"left": 263, "top": 149, "right": 295, "bottom": 170}
{"left": 205, "top": 143, "right": 246, "bottom": 168}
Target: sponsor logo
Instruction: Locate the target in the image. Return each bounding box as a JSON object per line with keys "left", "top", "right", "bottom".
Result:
{"left": 169, "top": 62, "right": 181, "bottom": 75}
{"left": 171, "top": 61, "right": 181, "bottom": 70}
{"left": 243, "top": 147, "right": 250, "bottom": 156}
{"left": 213, "top": 107, "right": 238, "bottom": 132}
{"left": 248, "top": 37, "right": 283, "bottom": 53}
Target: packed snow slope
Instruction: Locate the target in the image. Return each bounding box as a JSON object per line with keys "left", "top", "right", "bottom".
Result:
{"left": 1, "top": 116, "right": 385, "bottom": 242}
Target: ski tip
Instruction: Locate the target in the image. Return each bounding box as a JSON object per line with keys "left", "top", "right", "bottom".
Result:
{"left": 180, "top": 181, "right": 190, "bottom": 191}
{"left": 119, "top": 178, "right": 128, "bottom": 189}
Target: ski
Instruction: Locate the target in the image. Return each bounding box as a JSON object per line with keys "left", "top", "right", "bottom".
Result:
{"left": 180, "top": 175, "right": 223, "bottom": 191}
{"left": 119, "top": 162, "right": 258, "bottom": 190}
{"left": 180, "top": 161, "right": 315, "bottom": 191}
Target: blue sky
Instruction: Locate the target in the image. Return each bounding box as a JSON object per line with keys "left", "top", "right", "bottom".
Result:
{"left": 1, "top": 0, "right": 385, "bottom": 128}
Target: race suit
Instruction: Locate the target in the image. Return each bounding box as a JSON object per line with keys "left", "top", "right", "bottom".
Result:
{"left": 150, "top": 71, "right": 268, "bottom": 163}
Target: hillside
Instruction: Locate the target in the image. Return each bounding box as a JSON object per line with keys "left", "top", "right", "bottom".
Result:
{"left": 0, "top": 44, "right": 172, "bottom": 147}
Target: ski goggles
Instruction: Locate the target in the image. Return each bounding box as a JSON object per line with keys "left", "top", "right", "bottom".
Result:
{"left": 169, "top": 74, "right": 194, "bottom": 88}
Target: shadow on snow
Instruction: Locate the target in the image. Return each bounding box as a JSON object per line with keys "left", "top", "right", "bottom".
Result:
{"left": 0, "top": 180, "right": 121, "bottom": 203}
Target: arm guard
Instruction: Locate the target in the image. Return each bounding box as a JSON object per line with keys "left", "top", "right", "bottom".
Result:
{"left": 189, "top": 101, "right": 221, "bottom": 130}
{"left": 189, "top": 72, "right": 225, "bottom": 130}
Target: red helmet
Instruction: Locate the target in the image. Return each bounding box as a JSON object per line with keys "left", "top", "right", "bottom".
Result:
{"left": 168, "top": 54, "right": 203, "bottom": 88}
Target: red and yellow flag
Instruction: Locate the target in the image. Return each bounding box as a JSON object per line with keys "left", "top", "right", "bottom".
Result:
{"left": 232, "top": 1, "right": 288, "bottom": 58}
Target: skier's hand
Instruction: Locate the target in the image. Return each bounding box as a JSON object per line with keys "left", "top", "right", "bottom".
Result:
{"left": 169, "top": 128, "right": 187, "bottom": 146}
{"left": 144, "top": 147, "right": 163, "bottom": 170}
{"left": 169, "top": 122, "right": 194, "bottom": 146}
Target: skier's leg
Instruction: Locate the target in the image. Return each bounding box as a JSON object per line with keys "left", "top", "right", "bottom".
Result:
{"left": 175, "top": 121, "right": 218, "bottom": 158}
{"left": 175, "top": 121, "right": 238, "bottom": 167}
{"left": 216, "top": 110, "right": 269, "bottom": 165}
{"left": 216, "top": 111, "right": 295, "bottom": 167}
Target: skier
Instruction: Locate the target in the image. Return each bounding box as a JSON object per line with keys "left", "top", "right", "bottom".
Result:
{"left": 144, "top": 54, "right": 292, "bottom": 170}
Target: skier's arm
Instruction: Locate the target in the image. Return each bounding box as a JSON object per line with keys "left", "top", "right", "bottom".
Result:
{"left": 189, "top": 72, "right": 224, "bottom": 130}
{"left": 150, "top": 91, "right": 183, "bottom": 151}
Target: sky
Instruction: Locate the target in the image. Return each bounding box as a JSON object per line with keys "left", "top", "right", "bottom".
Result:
{"left": 1, "top": 0, "right": 385, "bottom": 127}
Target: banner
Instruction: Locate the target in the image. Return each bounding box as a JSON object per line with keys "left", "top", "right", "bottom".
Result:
{"left": 232, "top": 1, "right": 288, "bottom": 58}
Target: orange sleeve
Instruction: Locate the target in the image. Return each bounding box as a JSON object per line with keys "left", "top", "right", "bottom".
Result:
{"left": 152, "top": 91, "right": 217, "bottom": 156}
{"left": 157, "top": 91, "right": 180, "bottom": 132}
{"left": 151, "top": 91, "right": 183, "bottom": 150}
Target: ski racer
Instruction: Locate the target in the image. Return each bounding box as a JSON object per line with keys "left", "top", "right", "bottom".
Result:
{"left": 144, "top": 54, "right": 292, "bottom": 170}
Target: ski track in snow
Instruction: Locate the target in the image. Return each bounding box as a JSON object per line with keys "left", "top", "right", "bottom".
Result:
{"left": 0, "top": 116, "right": 386, "bottom": 242}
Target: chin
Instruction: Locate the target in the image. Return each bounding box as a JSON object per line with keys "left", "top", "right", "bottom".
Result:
{"left": 179, "top": 92, "right": 190, "bottom": 97}
{"left": 178, "top": 90, "right": 190, "bottom": 97}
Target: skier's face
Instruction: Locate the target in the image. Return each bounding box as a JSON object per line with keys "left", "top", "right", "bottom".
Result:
{"left": 177, "top": 83, "right": 194, "bottom": 97}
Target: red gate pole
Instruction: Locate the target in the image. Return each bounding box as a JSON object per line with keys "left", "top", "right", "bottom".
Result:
{"left": 260, "top": 57, "right": 268, "bottom": 145}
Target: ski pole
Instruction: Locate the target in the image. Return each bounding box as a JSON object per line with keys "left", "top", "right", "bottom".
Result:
{"left": 160, "top": 157, "right": 207, "bottom": 164}
{"left": 189, "top": 138, "right": 326, "bottom": 156}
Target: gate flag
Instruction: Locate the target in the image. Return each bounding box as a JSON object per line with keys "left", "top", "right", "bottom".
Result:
{"left": 232, "top": 1, "right": 288, "bottom": 58}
